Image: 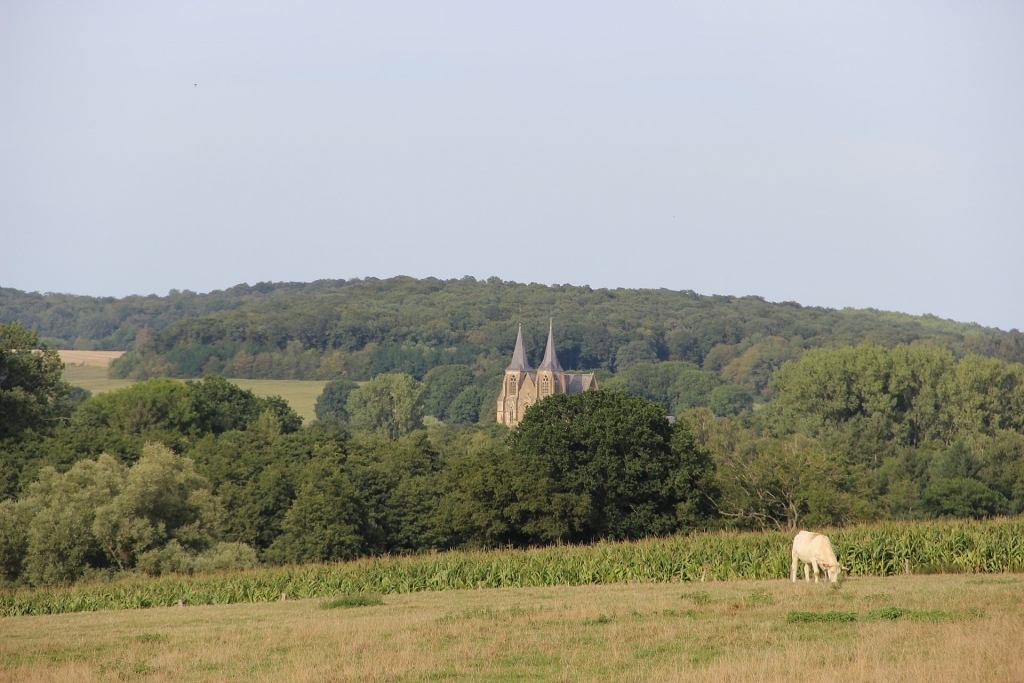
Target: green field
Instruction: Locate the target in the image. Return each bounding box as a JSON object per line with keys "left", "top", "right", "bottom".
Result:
{"left": 61, "top": 364, "right": 136, "bottom": 395}
{"left": 225, "top": 379, "right": 328, "bottom": 423}
{"left": 1, "top": 574, "right": 1021, "bottom": 682}
{"left": 61, "top": 365, "right": 328, "bottom": 424}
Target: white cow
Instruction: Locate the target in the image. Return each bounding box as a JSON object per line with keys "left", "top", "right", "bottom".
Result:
{"left": 791, "top": 530, "right": 848, "bottom": 583}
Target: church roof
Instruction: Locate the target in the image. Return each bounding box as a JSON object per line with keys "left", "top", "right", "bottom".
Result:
{"left": 506, "top": 324, "right": 533, "bottom": 372}
{"left": 564, "top": 373, "right": 596, "bottom": 394}
{"left": 537, "top": 320, "right": 564, "bottom": 373}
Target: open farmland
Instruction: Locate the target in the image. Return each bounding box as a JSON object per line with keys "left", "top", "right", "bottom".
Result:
{"left": 2, "top": 574, "right": 1021, "bottom": 682}
{"left": 60, "top": 364, "right": 135, "bottom": 394}
{"left": 57, "top": 351, "right": 327, "bottom": 423}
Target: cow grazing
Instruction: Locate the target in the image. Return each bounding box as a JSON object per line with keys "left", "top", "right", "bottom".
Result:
{"left": 791, "top": 530, "right": 848, "bottom": 583}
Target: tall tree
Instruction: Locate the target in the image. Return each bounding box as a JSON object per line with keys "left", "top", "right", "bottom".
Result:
{"left": 0, "top": 323, "right": 70, "bottom": 440}
{"left": 346, "top": 373, "right": 424, "bottom": 440}
{"left": 711, "top": 434, "right": 851, "bottom": 531}
{"left": 314, "top": 378, "right": 359, "bottom": 423}
{"left": 505, "top": 390, "right": 716, "bottom": 544}
{"left": 421, "top": 365, "right": 474, "bottom": 420}
{"left": 266, "top": 458, "right": 370, "bottom": 563}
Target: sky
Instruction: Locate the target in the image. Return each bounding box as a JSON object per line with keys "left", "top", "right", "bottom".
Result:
{"left": 1, "top": 1, "right": 1022, "bottom": 330}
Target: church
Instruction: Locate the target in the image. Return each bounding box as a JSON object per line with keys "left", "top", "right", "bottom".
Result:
{"left": 496, "top": 321, "right": 599, "bottom": 426}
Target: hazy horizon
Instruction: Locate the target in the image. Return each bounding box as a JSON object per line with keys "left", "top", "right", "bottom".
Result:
{"left": 2, "top": 2, "right": 1021, "bottom": 330}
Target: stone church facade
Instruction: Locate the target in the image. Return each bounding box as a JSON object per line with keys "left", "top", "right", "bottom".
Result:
{"left": 496, "top": 322, "right": 598, "bottom": 426}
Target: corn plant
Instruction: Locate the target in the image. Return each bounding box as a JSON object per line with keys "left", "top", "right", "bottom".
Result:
{"left": 3, "top": 517, "right": 1023, "bottom": 617}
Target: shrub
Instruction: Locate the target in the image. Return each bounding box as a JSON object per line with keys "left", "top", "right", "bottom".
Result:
{"left": 786, "top": 611, "right": 857, "bottom": 623}
{"left": 193, "top": 543, "right": 260, "bottom": 574}
{"left": 864, "top": 606, "right": 957, "bottom": 622}
{"left": 137, "top": 540, "right": 194, "bottom": 577}
{"left": 319, "top": 593, "right": 384, "bottom": 609}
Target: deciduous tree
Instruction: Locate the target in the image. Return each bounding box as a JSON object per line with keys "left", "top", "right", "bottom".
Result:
{"left": 0, "top": 323, "right": 70, "bottom": 440}
{"left": 346, "top": 373, "right": 424, "bottom": 440}
{"left": 505, "top": 390, "right": 716, "bottom": 544}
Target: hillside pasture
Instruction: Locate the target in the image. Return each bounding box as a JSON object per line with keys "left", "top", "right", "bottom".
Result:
{"left": 57, "top": 352, "right": 328, "bottom": 423}
{"left": 1, "top": 574, "right": 1021, "bottom": 682}
{"left": 61, "top": 364, "right": 135, "bottom": 394}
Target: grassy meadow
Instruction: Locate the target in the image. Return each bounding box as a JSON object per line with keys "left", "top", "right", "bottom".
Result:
{"left": 225, "top": 379, "right": 328, "bottom": 423}
{"left": 2, "top": 574, "right": 1022, "bottom": 682}
{"left": 60, "top": 364, "right": 135, "bottom": 395}
{"left": 58, "top": 351, "right": 327, "bottom": 423}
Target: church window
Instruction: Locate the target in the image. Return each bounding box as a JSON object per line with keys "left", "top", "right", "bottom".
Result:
{"left": 541, "top": 375, "right": 549, "bottom": 396}
{"left": 509, "top": 375, "right": 517, "bottom": 395}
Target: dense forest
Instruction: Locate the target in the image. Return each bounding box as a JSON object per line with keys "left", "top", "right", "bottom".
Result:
{"left": 4, "top": 279, "right": 1023, "bottom": 402}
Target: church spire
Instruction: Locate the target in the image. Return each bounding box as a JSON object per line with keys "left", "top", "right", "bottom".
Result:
{"left": 537, "top": 319, "right": 563, "bottom": 373}
{"left": 506, "top": 324, "right": 533, "bottom": 372}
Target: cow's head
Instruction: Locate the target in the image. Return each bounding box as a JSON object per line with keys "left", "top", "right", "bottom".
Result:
{"left": 824, "top": 563, "right": 849, "bottom": 582}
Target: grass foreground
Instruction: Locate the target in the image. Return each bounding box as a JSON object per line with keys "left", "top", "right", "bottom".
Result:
{"left": 2, "top": 574, "right": 1022, "bottom": 682}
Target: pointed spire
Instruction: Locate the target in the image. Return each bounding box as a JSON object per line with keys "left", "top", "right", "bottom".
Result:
{"left": 537, "top": 319, "right": 563, "bottom": 373}
{"left": 506, "top": 324, "right": 533, "bottom": 372}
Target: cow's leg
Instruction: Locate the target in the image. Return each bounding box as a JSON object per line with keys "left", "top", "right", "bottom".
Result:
{"left": 803, "top": 563, "right": 810, "bottom": 582}
{"left": 791, "top": 552, "right": 798, "bottom": 582}
{"left": 812, "top": 560, "right": 820, "bottom": 583}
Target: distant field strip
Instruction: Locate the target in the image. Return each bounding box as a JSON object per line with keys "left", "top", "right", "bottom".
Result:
{"left": 3, "top": 517, "right": 1023, "bottom": 617}
{"left": 59, "top": 358, "right": 327, "bottom": 423}
{"left": 56, "top": 350, "right": 125, "bottom": 367}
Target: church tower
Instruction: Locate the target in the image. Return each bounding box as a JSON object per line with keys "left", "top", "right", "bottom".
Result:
{"left": 536, "top": 319, "right": 565, "bottom": 398}
{"left": 497, "top": 324, "right": 534, "bottom": 426}
{"left": 496, "top": 321, "right": 598, "bottom": 426}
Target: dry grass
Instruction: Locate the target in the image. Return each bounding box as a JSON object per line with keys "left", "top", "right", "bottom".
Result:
{"left": 1, "top": 574, "right": 1021, "bottom": 682}
{"left": 56, "top": 350, "right": 126, "bottom": 367}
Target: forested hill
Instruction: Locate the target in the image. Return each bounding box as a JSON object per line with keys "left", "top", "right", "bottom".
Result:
{"left": 3, "top": 277, "right": 1022, "bottom": 391}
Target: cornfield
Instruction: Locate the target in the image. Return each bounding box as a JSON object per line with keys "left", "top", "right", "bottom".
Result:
{"left": 3, "top": 517, "right": 1023, "bottom": 617}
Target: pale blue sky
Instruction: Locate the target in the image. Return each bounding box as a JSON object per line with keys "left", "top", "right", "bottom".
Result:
{"left": 2, "top": 2, "right": 1021, "bottom": 330}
